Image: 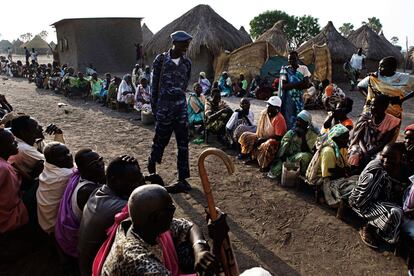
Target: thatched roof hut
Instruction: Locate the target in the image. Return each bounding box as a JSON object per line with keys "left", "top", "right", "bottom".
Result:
{"left": 214, "top": 41, "right": 278, "bottom": 82}
{"left": 348, "top": 25, "right": 404, "bottom": 71}
{"left": 144, "top": 4, "right": 252, "bottom": 82}
{"left": 297, "top": 21, "right": 357, "bottom": 81}
{"left": 0, "top": 40, "right": 13, "bottom": 53}
{"left": 256, "top": 20, "right": 288, "bottom": 56}
{"left": 142, "top": 23, "right": 154, "bottom": 45}
{"left": 238, "top": 26, "right": 252, "bottom": 43}
{"left": 12, "top": 39, "right": 24, "bottom": 55}
{"left": 21, "top": 35, "right": 49, "bottom": 50}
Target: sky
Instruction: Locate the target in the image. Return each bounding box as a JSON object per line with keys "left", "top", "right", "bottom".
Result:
{"left": 0, "top": 0, "right": 413, "bottom": 49}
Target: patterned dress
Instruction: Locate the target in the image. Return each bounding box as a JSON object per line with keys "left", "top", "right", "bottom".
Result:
{"left": 349, "top": 159, "right": 403, "bottom": 244}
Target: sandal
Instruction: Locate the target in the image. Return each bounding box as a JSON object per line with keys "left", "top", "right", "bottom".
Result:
{"left": 359, "top": 226, "right": 379, "bottom": 249}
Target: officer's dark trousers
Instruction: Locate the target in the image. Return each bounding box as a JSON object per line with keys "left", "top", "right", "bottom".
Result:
{"left": 149, "top": 96, "right": 190, "bottom": 180}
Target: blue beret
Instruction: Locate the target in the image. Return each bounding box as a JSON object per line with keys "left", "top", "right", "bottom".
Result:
{"left": 170, "top": 31, "right": 192, "bottom": 42}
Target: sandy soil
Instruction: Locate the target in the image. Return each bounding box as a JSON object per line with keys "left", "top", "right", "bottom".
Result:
{"left": 0, "top": 77, "right": 410, "bottom": 275}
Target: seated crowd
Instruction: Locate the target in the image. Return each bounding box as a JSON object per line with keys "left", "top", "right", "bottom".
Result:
{"left": 1, "top": 50, "right": 414, "bottom": 274}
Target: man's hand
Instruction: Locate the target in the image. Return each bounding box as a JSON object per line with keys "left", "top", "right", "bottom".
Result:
{"left": 45, "top": 124, "right": 63, "bottom": 135}
{"left": 119, "top": 155, "right": 138, "bottom": 165}
{"left": 194, "top": 250, "right": 216, "bottom": 272}
{"left": 254, "top": 138, "right": 267, "bottom": 148}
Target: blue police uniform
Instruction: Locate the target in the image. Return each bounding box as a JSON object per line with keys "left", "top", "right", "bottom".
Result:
{"left": 149, "top": 36, "right": 192, "bottom": 180}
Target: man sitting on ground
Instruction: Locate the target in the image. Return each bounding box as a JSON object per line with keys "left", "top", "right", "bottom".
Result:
{"left": 102, "top": 184, "right": 215, "bottom": 275}
{"left": 55, "top": 148, "right": 106, "bottom": 257}
{"left": 36, "top": 142, "right": 74, "bottom": 234}
{"left": 204, "top": 89, "right": 233, "bottom": 143}
{"left": 0, "top": 128, "right": 28, "bottom": 233}
{"left": 78, "top": 155, "right": 145, "bottom": 276}
{"left": 9, "top": 116, "right": 65, "bottom": 181}
{"left": 349, "top": 143, "right": 405, "bottom": 248}
{"left": 226, "top": 97, "right": 255, "bottom": 149}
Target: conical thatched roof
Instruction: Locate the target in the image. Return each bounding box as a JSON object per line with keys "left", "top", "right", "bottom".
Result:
{"left": 348, "top": 25, "right": 403, "bottom": 62}
{"left": 144, "top": 4, "right": 251, "bottom": 59}
{"left": 256, "top": 20, "right": 288, "bottom": 56}
{"left": 20, "top": 35, "right": 49, "bottom": 49}
{"left": 238, "top": 26, "right": 252, "bottom": 44}
{"left": 0, "top": 40, "right": 13, "bottom": 51}
{"left": 142, "top": 23, "right": 154, "bottom": 45}
{"left": 297, "top": 21, "right": 357, "bottom": 63}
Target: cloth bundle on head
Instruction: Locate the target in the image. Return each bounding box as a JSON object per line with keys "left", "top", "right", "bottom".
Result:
{"left": 170, "top": 30, "right": 192, "bottom": 42}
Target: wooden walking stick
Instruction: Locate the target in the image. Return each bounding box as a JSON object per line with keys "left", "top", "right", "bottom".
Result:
{"left": 198, "top": 147, "right": 239, "bottom": 276}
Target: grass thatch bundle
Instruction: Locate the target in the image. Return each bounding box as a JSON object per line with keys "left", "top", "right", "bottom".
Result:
{"left": 144, "top": 4, "right": 252, "bottom": 60}
{"left": 299, "top": 44, "right": 332, "bottom": 82}
{"left": 256, "top": 20, "right": 288, "bottom": 57}
{"left": 348, "top": 25, "right": 403, "bottom": 63}
{"left": 214, "top": 41, "right": 279, "bottom": 82}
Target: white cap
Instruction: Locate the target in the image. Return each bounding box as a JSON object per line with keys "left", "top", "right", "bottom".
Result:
{"left": 240, "top": 267, "right": 272, "bottom": 276}
{"left": 265, "top": 96, "right": 282, "bottom": 107}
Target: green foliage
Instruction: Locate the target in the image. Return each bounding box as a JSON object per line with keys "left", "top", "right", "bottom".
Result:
{"left": 38, "top": 30, "right": 48, "bottom": 40}
{"left": 19, "top": 33, "right": 33, "bottom": 42}
{"left": 362, "top": 17, "right": 382, "bottom": 33}
{"left": 249, "top": 10, "right": 294, "bottom": 39}
{"left": 390, "top": 36, "right": 399, "bottom": 45}
{"left": 339, "top": 23, "right": 354, "bottom": 37}
{"left": 249, "top": 10, "right": 320, "bottom": 48}
{"left": 293, "top": 15, "right": 320, "bottom": 47}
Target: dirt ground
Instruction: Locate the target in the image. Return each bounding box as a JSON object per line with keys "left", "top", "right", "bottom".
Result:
{"left": 0, "top": 76, "right": 411, "bottom": 275}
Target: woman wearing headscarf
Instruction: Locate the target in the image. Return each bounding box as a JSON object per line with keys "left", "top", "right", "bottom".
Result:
{"left": 306, "top": 124, "right": 350, "bottom": 204}
{"left": 238, "top": 96, "right": 287, "bottom": 172}
{"left": 198, "top": 72, "right": 211, "bottom": 95}
{"left": 117, "top": 74, "right": 135, "bottom": 110}
{"left": 267, "top": 110, "right": 319, "bottom": 180}
{"left": 187, "top": 83, "right": 206, "bottom": 133}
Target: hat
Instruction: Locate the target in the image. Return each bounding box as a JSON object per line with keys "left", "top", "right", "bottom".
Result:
{"left": 265, "top": 96, "right": 282, "bottom": 107}
{"left": 199, "top": 72, "right": 206, "bottom": 78}
{"left": 170, "top": 31, "right": 192, "bottom": 42}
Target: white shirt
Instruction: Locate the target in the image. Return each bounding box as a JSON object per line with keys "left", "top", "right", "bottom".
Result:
{"left": 117, "top": 80, "right": 134, "bottom": 102}
{"left": 350, "top": 54, "right": 365, "bottom": 70}
{"left": 226, "top": 110, "right": 255, "bottom": 130}
{"left": 171, "top": 58, "right": 180, "bottom": 66}
{"left": 37, "top": 162, "right": 73, "bottom": 233}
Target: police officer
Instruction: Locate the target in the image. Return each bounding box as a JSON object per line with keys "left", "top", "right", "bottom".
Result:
{"left": 148, "top": 30, "right": 192, "bottom": 193}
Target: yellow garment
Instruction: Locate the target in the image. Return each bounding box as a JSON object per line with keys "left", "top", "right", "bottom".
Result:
{"left": 320, "top": 147, "right": 336, "bottom": 178}
{"left": 365, "top": 76, "right": 410, "bottom": 118}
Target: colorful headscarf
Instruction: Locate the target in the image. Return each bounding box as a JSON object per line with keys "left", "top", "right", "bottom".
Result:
{"left": 327, "top": 124, "right": 349, "bottom": 158}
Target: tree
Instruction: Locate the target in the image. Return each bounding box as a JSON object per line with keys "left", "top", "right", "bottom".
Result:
{"left": 390, "top": 36, "right": 399, "bottom": 45}
{"left": 292, "top": 15, "right": 320, "bottom": 47}
{"left": 249, "top": 10, "right": 320, "bottom": 48}
{"left": 249, "top": 10, "right": 295, "bottom": 39}
{"left": 19, "top": 33, "right": 33, "bottom": 42}
{"left": 339, "top": 23, "right": 354, "bottom": 37}
{"left": 362, "top": 17, "right": 382, "bottom": 33}
{"left": 38, "top": 30, "right": 48, "bottom": 40}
